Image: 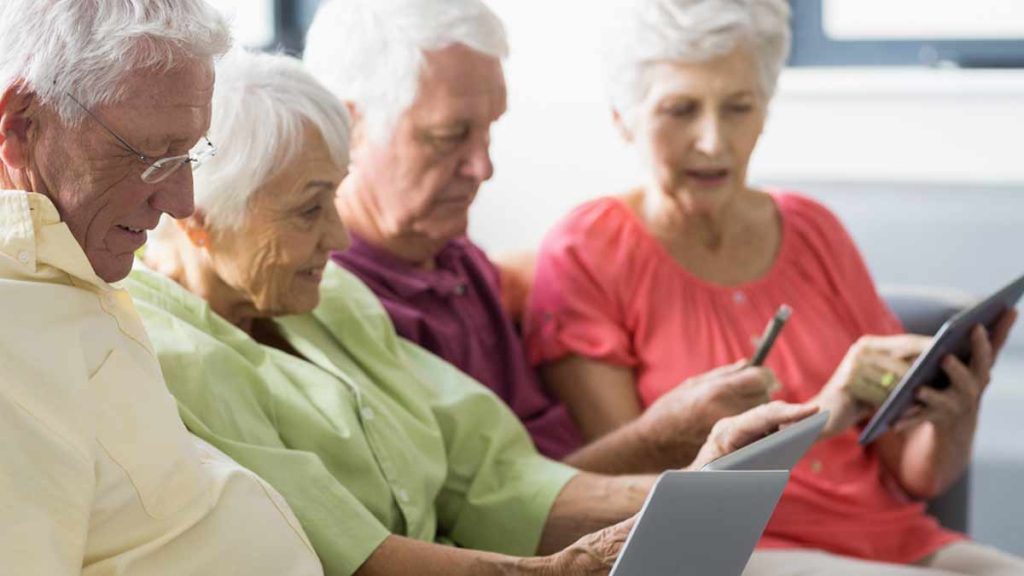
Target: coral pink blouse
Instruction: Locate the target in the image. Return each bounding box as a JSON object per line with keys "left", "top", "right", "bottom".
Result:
{"left": 525, "top": 192, "right": 962, "bottom": 563}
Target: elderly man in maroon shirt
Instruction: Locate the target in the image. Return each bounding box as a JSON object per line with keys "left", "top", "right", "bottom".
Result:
{"left": 304, "top": 0, "right": 777, "bottom": 473}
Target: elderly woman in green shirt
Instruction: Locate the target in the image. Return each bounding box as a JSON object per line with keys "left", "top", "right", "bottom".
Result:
{"left": 128, "top": 50, "right": 815, "bottom": 576}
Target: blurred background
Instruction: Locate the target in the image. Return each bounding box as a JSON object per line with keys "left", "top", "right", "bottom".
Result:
{"left": 208, "top": 0, "right": 1024, "bottom": 552}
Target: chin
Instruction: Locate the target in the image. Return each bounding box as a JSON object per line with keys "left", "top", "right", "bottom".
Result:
{"left": 91, "top": 253, "right": 136, "bottom": 284}
{"left": 283, "top": 293, "right": 321, "bottom": 317}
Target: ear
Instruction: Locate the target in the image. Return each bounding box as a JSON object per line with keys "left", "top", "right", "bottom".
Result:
{"left": 175, "top": 212, "right": 212, "bottom": 249}
{"left": 0, "top": 84, "right": 37, "bottom": 170}
{"left": 344, "top": 101, "right": 368, "bottom": 156}
{"left": 611, "top": 108, "right": 634, "bottom": 143}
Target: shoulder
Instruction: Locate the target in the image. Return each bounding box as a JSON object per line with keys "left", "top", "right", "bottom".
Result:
{"left": 539, "top": 196, "right": 641, "bottom": 263}
{"left": 773, "top": 191, "right": 848, "bottom": 237}
{"left": 0, "top": 280, "right": 107, "bottom": 459}
{"left": 126, "top": 267, "right": 267, "bottom": 382}
{"left": 310, "top": 263, "right": 402, "bottom": 349}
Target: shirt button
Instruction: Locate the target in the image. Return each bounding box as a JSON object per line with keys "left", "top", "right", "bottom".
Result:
{"left": 397, "top": 488, "right": 410, "bottom": 503}
{"left": 103, "top": 293, "right": 117, "bottom": 307}
{"left": 810, "top": 459, "right": 824, "bottom": 474}
{"left": 733, "top": 291, "right": 746, "bottom": 304}
{"left": 453, "top": 283, "right": 467, "bottom": 296}
{"left": 360, "top": 407, "right": 375, "bottom": 421}
{"left": 16, "top": 250, "right": 30, "bottom": 264}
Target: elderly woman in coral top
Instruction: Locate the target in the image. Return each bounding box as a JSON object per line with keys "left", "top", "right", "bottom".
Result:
{"left": 525, "top": 0, "right": 1021, "bottom": 574}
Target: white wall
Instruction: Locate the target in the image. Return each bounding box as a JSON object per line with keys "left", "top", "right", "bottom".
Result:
{"left": 472, "top": 4, "right": 1024, "bottom": 255}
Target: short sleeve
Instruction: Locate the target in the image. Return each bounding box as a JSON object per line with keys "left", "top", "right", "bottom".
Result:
{"left": 397, "top": 338, "right": 578, "bottom": 556}
{"left": 178, "top": 403, "right": 390, "bottom": 576}
{"left": 524, "top": 199, "right": 639, "bottom": 367}
{"left": 780, "top": 193, "right": 903, "bottom": 337}
{"left": 135, "top": 300, "right": 390, "bottom": 576}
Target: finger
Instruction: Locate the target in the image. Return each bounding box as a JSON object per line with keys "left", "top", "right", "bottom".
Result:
{"left": 732, "top": 401, "right": 818, "bottom": 443}
{"left": 893, "top": 414, "right": 927, "bottom": 434}
{"left": 699, "top": 360, "right": 750, "bottom": 380}
{"left": 942, "top": 353, "right": 986, "bottom": 399}
{"left": 899, "top": 404, "right": 925, "bottom": 421}
{"left": 989, "top": 309, "right": 1019, "bottom": 356}
{"left": 862, "top": 334, "right": 933, "bottom": 359}
{"left": 724, "top": 367, "right": 777, "bottom": 396}
{"left": 915, "top": 386, "right": 965, "bottom": 425}
{"left": 968, "top": 324, "right": 994, "bottom": 385}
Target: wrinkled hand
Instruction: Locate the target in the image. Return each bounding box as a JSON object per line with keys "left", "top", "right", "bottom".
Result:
{"left": 548, "top": 517, "right": 636, "bottom": 575}
{"left": 812, "top": 334, "right": 932, "bottom": 437}
{"left": 895, "top": 310, "right": 1018, "bottom": 435}
{"left": 688, "top": 401, "right": 820, "bottom": 470}
{"left": 640, "top": 361, "right": 778, "bottom": 455}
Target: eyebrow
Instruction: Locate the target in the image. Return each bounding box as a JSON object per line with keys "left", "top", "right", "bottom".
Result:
{"left": 293, "top": 180, "right": 337, "bottom": 202}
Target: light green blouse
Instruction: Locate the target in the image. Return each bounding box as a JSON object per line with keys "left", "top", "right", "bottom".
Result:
{"left": 125, "top": 263, "right": 576, "bottom": 576}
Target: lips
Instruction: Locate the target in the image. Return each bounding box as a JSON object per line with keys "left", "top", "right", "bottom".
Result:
{"left": 296, "top": 262, "right": 327, "bottom": 283}
{"left": 683, "top": 168, "right": 730, "bottom": 188}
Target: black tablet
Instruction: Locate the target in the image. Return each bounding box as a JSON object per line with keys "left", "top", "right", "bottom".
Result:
{"left": 860, "top": 272, "right": 1024, "bottom": 445}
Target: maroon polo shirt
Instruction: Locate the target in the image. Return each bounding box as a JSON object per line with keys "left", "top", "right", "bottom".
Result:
{"left": 332, "top": 235, "right": 584, "bottom": 460}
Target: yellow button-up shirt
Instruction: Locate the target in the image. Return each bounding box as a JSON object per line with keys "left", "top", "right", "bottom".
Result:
{"left": 0, "top": 190, "right": 323, "bottom": 575}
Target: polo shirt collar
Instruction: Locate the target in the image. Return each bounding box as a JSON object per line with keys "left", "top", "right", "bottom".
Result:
{"left": 0, "top": 190, "right": 109, "bottom": 292}
{"left": 339, "top": 234, "right": 468, "bottom": 300}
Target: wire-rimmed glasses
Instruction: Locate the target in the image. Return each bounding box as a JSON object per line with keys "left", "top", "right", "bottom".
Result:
{"left": 65, "top": 92, "right": 217, "bottom": 184}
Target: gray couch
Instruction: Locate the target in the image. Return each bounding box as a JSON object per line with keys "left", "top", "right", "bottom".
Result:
{"left": 881, "top": 286, "right": 977, "bottom": 534}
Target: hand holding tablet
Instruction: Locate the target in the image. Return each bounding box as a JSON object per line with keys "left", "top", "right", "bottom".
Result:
{"left": 860, "top": 272, "right": 1024, "bottom": 444}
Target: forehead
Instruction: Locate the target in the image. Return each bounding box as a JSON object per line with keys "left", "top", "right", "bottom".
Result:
{"left": 95, "top": 60, "right": 216, "bottom": 140}
{"left": 251, "top": 127, "right": 344, "bottom": 210}
{"left": 645, "top": 45, "right": 761, "bottom": 99}
{"left": 409, "top": 44, "right": 507, "bottom": 124}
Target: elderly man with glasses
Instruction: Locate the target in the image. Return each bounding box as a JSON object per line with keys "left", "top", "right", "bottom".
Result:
{"left": 0, "top": 1, "right": 323, "bottom": 574}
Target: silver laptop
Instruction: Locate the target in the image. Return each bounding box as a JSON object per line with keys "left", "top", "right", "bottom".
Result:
{"left": 610, "top": 470, "right": 788, "bottom": 576}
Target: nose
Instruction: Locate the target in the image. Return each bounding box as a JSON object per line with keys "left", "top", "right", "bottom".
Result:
{"left": 459, "top": 138, "right": 494, "bottom": 183}
{"left": 151, "top": 170, "right": 195, "bottom": 220}
{"left": 694, "top": 112, "right": 723, "bottom": 157}
{"left": 320, "top": 202, "right": 351, "bottom": 253}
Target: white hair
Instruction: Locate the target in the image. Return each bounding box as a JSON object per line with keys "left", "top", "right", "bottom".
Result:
{"left": 189, "top": 50, "right": 352, "bottom": 231}
{"left": 605, "top": 0, "right": 791, "bottom": 116}
{"left": 304, "top": 0, "right": 509, "bottom": 143}
{"left": 0, "top": 0, "right": 232, "bottom": 125}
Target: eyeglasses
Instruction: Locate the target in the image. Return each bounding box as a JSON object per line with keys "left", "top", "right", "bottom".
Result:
{"left": 65, "top": 92, "right": 217, "bottom": 184}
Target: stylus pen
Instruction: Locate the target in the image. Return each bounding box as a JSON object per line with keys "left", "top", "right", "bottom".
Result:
{"left": 751, "top": 304, "right": 792, "bottom": 366}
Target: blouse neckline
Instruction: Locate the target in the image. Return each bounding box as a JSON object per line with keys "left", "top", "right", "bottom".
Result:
{"left": 605, "top": 191, "right": 795, "bottom": 293}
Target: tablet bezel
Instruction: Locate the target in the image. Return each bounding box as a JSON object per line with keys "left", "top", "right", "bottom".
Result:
{"left": 700, "top": 410, "right": 829, "bottom": 472}
{"left": 859, "top": 272, "right": 1024, "bottom": 445}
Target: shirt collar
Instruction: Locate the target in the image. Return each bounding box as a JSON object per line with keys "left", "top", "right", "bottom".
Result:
{"left": 0, "top": 190, "right": 109, "bottom": 292}
{"left": 337, "top": 234, "right": 469, "bottom": 300}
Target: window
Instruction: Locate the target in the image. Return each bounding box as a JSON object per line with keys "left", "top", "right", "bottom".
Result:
{"left": 790, "top": 0, "right": 1024, "bottom": 67}
{"left": 205, "top": 0, "right": 276, "bottom": 49}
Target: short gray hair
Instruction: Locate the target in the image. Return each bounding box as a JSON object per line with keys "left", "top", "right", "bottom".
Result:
{"left": 304, "top": 0, "right": 509, "bottom": 144}
{"left": 0, "top": 0, "right": 232, "bottom": 125}
{"left": 191, "top": 50, "right": 352, "bottom": 231}
{"left": 605, "top": 0, "right": 791, "bottom": 116}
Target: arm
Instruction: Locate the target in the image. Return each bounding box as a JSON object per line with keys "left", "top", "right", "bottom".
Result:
{"left": 544, "top": 355, "right": 776, "bottom": 474}
{"left": 356, "top": 535, "right": 551, "bottom": 576}
{"left": 0, "top": 389, "right": 94, "bottom": 575}
{"left": 876, "top": 311, "right": 1017, "bottom": 499}
{"left": 358, "top": 517, "right": 638, "bottom": 576}
{"left": 356, "top": 400, "right": 817, "bottom": 575}
{"left": 539, "top": 401, "right": 816, "bottom": 555}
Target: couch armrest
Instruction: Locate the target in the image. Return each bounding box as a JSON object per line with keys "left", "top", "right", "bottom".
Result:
{"left": 879, "top": 284, "right": 977, "bottom": 534}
